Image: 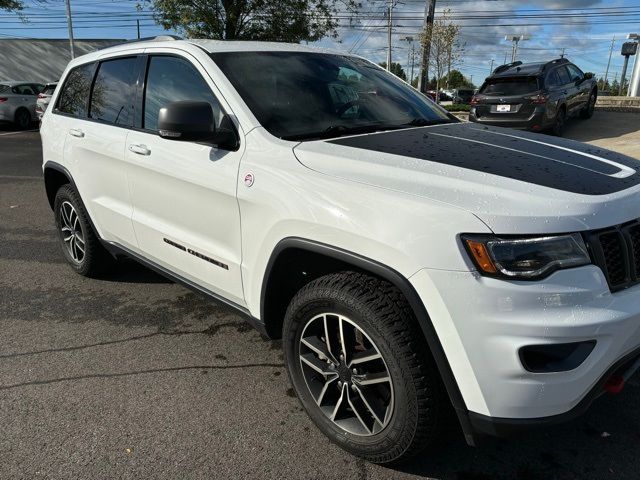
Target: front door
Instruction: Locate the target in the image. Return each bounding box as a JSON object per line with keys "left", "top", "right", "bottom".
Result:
{"left": 125, "top": 53, "right": 245, "bottom": 306}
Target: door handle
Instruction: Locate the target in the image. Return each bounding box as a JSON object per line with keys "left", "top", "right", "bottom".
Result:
{"left": 69, "top": 128, "right": 84, "bottom": 138}
{"left": 128, "top": 143, "right": 151, "bottom": 156}
{"left": 562, "top": 90, "right": 568, "bottom": 95}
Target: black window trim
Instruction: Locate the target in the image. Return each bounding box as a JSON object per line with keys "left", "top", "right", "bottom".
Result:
{"left": 87, "top": 54, "right": 141, "bottom": 129}
{"left": 51, "top": 52, "right": 240, "bottom": 151}
{"left": 132, "top": 52, "right": 240, "bottom": 151}
{"left": 53, "top": 61, "right": 98, "bottom": 119}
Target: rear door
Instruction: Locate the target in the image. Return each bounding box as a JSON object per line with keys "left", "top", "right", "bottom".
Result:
{"left": 14, "top": 84, "right": 39, "bottom": 119}
{"left": 556, "top": 66, "right": 579, "bottom": 112}
{"left": 58, "top": 55, "right": 141, "bottom": 248}
{"left": 124, "top": 52, "right": 245, "bottom": 305}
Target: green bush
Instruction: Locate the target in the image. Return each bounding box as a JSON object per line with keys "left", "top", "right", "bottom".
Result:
{"left": 443, "top": 104, "right": 471, "bottom": 112}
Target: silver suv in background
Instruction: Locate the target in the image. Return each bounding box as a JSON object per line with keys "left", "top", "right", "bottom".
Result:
{"left": 0, "top": 81, "right": 44, "bottom": 129}
{"left": 36, "top": 82, "right": 58, "bottom": 120}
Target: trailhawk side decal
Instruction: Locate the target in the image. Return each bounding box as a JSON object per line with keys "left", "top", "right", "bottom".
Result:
{"left": 327, "top": 123, "right": 640, "bottom": 195}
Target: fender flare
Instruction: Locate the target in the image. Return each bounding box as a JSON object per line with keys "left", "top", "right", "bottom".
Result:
{"left": 260, "top": 237, "right": 477, "bottom": 445}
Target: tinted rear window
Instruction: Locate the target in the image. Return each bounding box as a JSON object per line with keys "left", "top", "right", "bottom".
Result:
{"left": 0, "top": 85, "right": 9, "bottom": 94}
{"left": 480, "top": 77, "right": 539, "bottom": 96}
{"left": 89, "top": 57, "right": 138, "bottom": 126}
{"left": 56, "top": 63, "right": 95, "bottom": 117}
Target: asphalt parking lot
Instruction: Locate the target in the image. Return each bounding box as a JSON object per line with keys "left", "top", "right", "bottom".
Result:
{"left": 1, "top": 114, "right": 640, "bottom": 480}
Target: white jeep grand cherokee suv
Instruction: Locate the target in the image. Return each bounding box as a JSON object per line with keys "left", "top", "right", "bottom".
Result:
{"left": 41, "top": 37, "right": 640, "bottom": 463}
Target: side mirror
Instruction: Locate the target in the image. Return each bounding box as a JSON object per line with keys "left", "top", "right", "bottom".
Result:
{"left": 584, "top": 72, "right": 594, "bottom": 80}
{"left": 158, "top": 101, "right": 214, "bottom": 141}
{"left": 157, "top": 100, "right": 239, "bottom": 150}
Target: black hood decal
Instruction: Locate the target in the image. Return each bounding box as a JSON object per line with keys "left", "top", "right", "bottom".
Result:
{"left": 327, "top": 123, "right": 640, "bottom": 195}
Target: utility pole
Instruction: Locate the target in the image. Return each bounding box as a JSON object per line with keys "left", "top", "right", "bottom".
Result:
{"left": 489, "top": 59, "right": 495, "bottom": 75}
{"left": 137, "top": 19, "right": 141, "bottom": 39}
{"left": 560, "top": 47, "right": 566, "bottom": 58}
{"left": 604, "top": 35, "right": 616, "bottom": 88}
{"left": 418, "top": 0, "right": 436, "bottom": 93}
{"left": 386, "top": 0, "right": 393, "bottom": 71}
{"left": 401, "top": 36, "right": 416, "bottom": 84}
{"left": 65, "top": 0, "right": 75, "bottom": 59}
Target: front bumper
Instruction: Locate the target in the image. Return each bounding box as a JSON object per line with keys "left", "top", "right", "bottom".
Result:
{"left": 410, "top": 265, "right": 640, "bottom": 424}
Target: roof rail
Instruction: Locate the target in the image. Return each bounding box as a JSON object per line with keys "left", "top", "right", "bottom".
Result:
{"left": 98, "top": 35, "right": 183, "bottom": 50}
{"left": 492, "top": 61, "right": 523, "bottom": 75}
{"left": 541, "top": 57, "right": 569, "bottom": 73}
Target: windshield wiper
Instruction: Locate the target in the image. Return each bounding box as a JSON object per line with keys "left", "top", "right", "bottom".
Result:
{"left": 403, "top": 118, "right": 456, "bottom": 127}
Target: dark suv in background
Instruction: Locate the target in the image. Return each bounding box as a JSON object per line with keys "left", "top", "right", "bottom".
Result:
{"left": 469, "top": 58, "right": 597, "bottom": 136}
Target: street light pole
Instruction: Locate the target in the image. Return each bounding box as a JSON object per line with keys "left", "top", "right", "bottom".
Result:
{"left": 628, "top": 34, "right": 640, "bottom": 97}
{"left": 65, "top": 0, "right": 75, "bottom": 59}
{"left": 489, "top": 59, "right": 494, "bottom": 75}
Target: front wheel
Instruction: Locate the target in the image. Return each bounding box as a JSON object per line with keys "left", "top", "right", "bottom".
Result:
{"left": 283, "top": 272, "right": 445, "bottom": 464}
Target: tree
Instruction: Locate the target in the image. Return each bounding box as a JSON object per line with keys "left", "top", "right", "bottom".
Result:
{"left": 0, "top": 0, "right": 22, "bottom": 11}
{"left": 143, "top": 0, "right": 358, "bottom": 42}
{"left": 441, "top": 70, "right": 473, "bottom": 89}
{"left": 420, "top": 10, "right": 461, "bottom": 101}
{"left": 378, "top": 62, "right": 407, "bottom": 81}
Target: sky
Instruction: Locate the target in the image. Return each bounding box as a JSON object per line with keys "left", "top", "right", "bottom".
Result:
{"left": 0, "top": 0, "right": 638, "bottom": 87}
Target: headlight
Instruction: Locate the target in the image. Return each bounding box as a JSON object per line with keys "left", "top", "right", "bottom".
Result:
{"left": 463, "top": 233, "right": 590, "bottom": 280}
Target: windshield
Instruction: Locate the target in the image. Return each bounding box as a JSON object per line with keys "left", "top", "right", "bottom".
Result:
{"left": 211, "top": 51, "right": 454, "bottom": 141}
{"left": 480, "top": 77, "right": 539, "bottom": 96}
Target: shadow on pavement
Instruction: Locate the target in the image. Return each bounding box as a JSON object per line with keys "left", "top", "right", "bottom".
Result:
{"left": 389, "top": 381, "right": 640, "bottom": 479}
{"left": 564, "top": 111, "right": 640, "bottom": 144}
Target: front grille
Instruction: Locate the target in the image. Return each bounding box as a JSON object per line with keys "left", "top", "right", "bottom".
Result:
{"left": 585, "top": 221, "right": 640, "bottom": 292}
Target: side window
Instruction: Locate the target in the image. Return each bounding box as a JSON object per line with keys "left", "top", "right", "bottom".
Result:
{"left": 557, "top": 67, "right": 571, "bottom": 85}
{"left": 56, "top": 63, "right": 95, "bottom": 117}
{"left": 567, "top": 65, "right": 584, "bottom": 83}
{"left": 546, "top": 70, "right": 561, "bottom": 89}
{"left": 15, "top": 85, "right": 35, "bottom": 95}
{"left": 89, "top": 57, "right": 138, "bottom": 127}
{"left": 143, "top": 55, "right": 223, "bottom": 132}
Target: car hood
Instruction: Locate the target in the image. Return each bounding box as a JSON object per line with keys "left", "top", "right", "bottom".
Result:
{"left": 293, "top": 122, "right": 640, "bottom": 233}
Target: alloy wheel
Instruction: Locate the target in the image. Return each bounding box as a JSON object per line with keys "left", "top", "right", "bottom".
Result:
{"left": 298, "top": 313, "right": 394, "bottom": 436}
{"left": 59, "top": 201, "right": 85, "bottom": 263}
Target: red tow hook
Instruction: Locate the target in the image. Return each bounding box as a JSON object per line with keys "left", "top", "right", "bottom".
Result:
{"left": 604, "top": 374, "right": 625, "bottom": 395}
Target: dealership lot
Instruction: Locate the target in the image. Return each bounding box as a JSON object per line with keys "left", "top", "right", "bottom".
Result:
{"left": 2, "top": 115, "right": 640, "bottom": 479}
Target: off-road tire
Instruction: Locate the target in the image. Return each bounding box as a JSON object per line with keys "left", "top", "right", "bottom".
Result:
{"left": 283, "top": 271, "right": 445, "bottom": 464}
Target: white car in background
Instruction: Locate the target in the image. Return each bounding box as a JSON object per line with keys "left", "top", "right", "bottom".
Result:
{"left": 40, "top": 37, "right": 640, "bottom": 464}
{"left": 36, "top": 82, "right": 59, "bottom": 120}
{"left": 0, "top": 81, "right": 43, "bottom": 129}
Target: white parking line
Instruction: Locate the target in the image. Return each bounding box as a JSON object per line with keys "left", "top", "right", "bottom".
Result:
{"left": 0, "top": 129, "right": 38, "bottom": 136}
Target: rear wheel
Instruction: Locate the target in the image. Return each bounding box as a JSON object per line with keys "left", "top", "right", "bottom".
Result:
{"left": 580, "top": 91, "right": 596, "bottom": 119}
{"left": 14, "top": 108, "right": 31, "bottom": 130}
{"left": 283, "top": 272, "right": 445, "bottom": 464}
{"left": 54, "top": 184, "right": 114, "bottom": 276}
{"left": 552, "top": 108, "right": 566, "bottom": 136}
